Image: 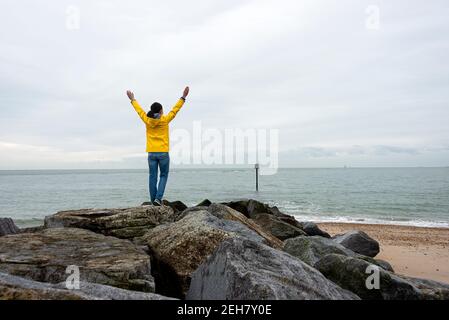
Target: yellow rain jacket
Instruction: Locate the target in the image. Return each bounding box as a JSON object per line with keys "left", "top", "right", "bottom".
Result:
{"left": 131, "top": 98, "right": 185, "bottom": 152}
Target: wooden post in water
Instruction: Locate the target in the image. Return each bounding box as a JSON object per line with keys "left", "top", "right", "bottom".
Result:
{"left": 254, "top": 163, "right": 259, "bottom": 192}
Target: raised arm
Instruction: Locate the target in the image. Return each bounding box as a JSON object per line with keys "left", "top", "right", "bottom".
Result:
{"left": 126, "top": 90, "right": 151, "bottom": 124}
{"left": 165, "top": 86, "right": 189, "bottom": 123}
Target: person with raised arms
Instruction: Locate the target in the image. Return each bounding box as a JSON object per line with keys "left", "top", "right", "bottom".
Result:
{"left": 126, "top": 86, "right": 190, "bottom": 206}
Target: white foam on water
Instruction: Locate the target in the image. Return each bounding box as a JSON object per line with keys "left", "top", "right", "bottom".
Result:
{"left": 270, "top": 198, "right": 449, "bottom": 228}
{"left": 290, "top": 213, "right": 449, "bottom": 228}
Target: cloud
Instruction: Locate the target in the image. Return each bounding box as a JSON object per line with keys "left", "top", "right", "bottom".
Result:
{"left": 371, "top": 145, "right": 419, "bottom": 156}
{"left": 279, "top": 144, "right": 449, "bottom": 168}
{"left": 1, "top": 0, "right": 449, "bottom": 169}
{"left": 286, "top": 145, "right": 421, "bottom": 159}
{"left": 0, "top": 141, "right": 146, "bottom": 169}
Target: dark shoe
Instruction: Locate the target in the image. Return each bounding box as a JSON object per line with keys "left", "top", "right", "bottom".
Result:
{"left": 153, "top": 199, "right": 162, "bottom": 206}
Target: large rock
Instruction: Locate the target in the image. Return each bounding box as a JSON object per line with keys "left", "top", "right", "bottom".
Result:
{"left": 0, "top": 273, "right": 175, "bottom": 300}
{"left": 401, "top": 276, "right": 449, "bottom": 300}
{"left": 283, "top": 236, "right": 393, "bottom": 272}
{"left": 252, "top": 213, "right": 306, "bottom": 240}
{"left": 139, "top": 207, "right": 282, "bottom": 298}
{"left": 0, "top": 272, "right": 93, "bottom": 300}
{"left": 221, "top": 199, "right": 307, "bottom": 230}
{"left": 175, "top": 206, "right": 209, "bottom": 221}
{"left": 0, "top": 218, "right": 19, "bottom": 236}
{"left": 222, "top": 199, "right": 306, "bottom": 223}
{"left": 221, "top": 199, "right": 252, "bottom": 217}
{"left": 44, "top": 206, "right": 175, "bottom": 239}
{"left": 186, "top": 238, "right": 359, "bottom": 300}
{"left": 297, "top": 221, "right": 331, "bottom": 238}
{"left": 246, "top": 199, "right": 269, "bottom": 218}
{"left": 221, "top": 199, "right": 279, "bottom": 219}
{"left": 315, "top": 254, "right": 421, "bottom": 300}
{"left": 141, "top": 200, "right": 187, "bottom": 213}
{"left": 176, "top": 203, "right": 282, "bottom": 246}
{"left": 284, "top": 236, "right": 354, "bottom": 266}
{"left": 207, "top": 204, "right": 283, "bottom": 248}
{"left": 162, "top": 200, "right": 188, "bottom": 213}
{"left": 333, "top": 230, "right": 380, "bottom": 257}
{"left": 265, "top": 205, "right": 290, "bottom": 218}
{"left": 196, "top": 199, "right": 212, "bottom": 207}
{"left": 0, "top": 228, "right": 155, "bottom": 292}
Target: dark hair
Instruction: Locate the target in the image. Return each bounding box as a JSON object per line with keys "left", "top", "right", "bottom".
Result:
{"left": 147, "top": 102, "right": 163, "bottom": 119}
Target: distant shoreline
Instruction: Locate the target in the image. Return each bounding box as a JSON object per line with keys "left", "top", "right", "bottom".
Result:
{"left": 1, "top": 166, "right": 448, "bottom": 171}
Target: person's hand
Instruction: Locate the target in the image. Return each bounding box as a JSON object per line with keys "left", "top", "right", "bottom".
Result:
{"left": 126, "top": 90, "right": 135, "bottom": 101}
{"left": 182, "top": 86, "right": 189, "bottom": 99}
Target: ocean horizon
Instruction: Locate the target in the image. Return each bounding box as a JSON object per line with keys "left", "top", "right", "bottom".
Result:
{"left": 1, "top": 167, "right": 448, "bottom": 228}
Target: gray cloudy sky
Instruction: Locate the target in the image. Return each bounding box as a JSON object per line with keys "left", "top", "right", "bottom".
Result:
{"left": 1, "top": 0, "right": 448, "bottom": 169}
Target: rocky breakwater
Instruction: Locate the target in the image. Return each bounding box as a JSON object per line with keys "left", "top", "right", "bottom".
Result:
{"left": 0, "top": 199, "right": 448, "bottom": 300}
{"left": 0, "top": 228, "right": 155, "bottom": 292}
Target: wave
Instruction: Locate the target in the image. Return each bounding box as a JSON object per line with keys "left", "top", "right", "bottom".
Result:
{"left": 290, "top": 213, "right": 449, "bottom": 228}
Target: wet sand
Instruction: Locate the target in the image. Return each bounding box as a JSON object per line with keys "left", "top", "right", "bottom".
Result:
{"left": 318, "top": 223, "right": 449, "bottom": 284}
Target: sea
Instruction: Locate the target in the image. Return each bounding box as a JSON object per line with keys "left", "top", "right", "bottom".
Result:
{"left": 0, "top": 167, "right": 448, "bottom": 228}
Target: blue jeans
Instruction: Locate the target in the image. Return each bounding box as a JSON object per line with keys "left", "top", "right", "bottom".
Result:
{"left": 148, "top": 152, "right": 170, "bottom": 202}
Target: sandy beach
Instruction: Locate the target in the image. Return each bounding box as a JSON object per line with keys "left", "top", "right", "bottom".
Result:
{"left": 318, "top": 223, "right": 449, "bottom": 284}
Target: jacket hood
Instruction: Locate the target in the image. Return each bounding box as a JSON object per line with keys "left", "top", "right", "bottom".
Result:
{"left": 148, "top": 116, "right": 164, "bottom": 128}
